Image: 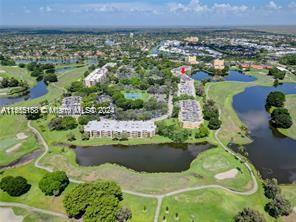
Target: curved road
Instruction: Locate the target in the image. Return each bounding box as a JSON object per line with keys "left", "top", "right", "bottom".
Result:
{"left": 10, "top": 82, "right": 259, "bottom": 222}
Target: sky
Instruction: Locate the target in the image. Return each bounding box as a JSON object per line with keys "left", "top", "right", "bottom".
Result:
{"left": 0, "top": 0, "right": 296, "bottom": 26}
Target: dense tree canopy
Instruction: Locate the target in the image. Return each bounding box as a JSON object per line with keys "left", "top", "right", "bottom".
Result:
{"left": 266, "top": 91, "right": 285, "bottom": 108}
{"left": 268, "top": 67, "right": 286, "bottom": 80}
{"left": 39, "top": 171, "right": 69, "bottom": 196}
{"left": 63, "top": 181, "right": 124, "bottom": 221}
{"left": 0, "top": 176, "right": 31, "bottom": 196}
{"left": 264, "top": 179, "right": 281, "bottom": 199}
{"left": 265, "top": 195, "right": 292, "bottom": 218}
{"left": 234, "top": 208, "right": 265, "bottom": 222}
{"left": 271, "top": 108, "right": 293, "bottom": 129}
{"left": 48, "top": 116, "right": 78, "bottom": 130}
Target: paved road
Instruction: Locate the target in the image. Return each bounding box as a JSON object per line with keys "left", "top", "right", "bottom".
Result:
{"left": 26, "top": 88, "right": 259, "bottom": 222}
{"left": 0, "top": 202, "right": 67, "bottom": 218}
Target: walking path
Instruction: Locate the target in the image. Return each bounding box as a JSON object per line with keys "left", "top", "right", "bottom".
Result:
{"left": 0, "top": 202, "right": 67, "bottom": 218}
{"left": 3, "top": 79, "right": 259, "bottom": 222}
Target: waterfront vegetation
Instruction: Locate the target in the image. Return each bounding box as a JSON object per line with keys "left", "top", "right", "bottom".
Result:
{"left": 278, "top": 95, "right": 296, "bottom": 139}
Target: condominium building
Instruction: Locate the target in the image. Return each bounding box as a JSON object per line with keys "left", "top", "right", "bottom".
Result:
{"left": 184, "top": 36, "right": 199, "bottom": 44}
{"left": 213, "top": 59, "right": 225, "bottom": 70}
{"left": 59, "top": 96, "right": 82, "bottom": 116}
{"left": 85, "top": 119, "right": 156, "bottom": 138}
{"left": 178, "top": 78, "right": 196, "bottom": 97}
{"left": 185, "top": 56, "right": 198, "bottom": 65}
{"left": 179, "top": 100, "right": 203, "bottom": 129}
{"left": 84, "top": 63, "right": 116, "bottom": 87}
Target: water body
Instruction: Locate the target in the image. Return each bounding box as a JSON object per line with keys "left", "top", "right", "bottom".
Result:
{"left": 192, "top": 70, "right": 257, "bottom": 82}
{"left": 55, "top": 66, "right": 76, "bottom": 74}
{"left": 233, "top": 83, "right": 296, "bottom": 183}
{"left": 75, "top": 143, "right": 212, "bottom": 172}
{"left": 0, "top": 81, "right": 48, "bottom": 106}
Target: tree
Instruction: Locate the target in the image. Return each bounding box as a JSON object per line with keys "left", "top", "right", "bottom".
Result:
{"left": 0, "top": 176, "right": 31, "bottom": 196}
{"left": 264, "top": 178, "right": 281, "bottom": 199}
{"left": 265, "top": 195, "right": 292, "bottom": 218}
{"left": 271, "top": 108, "right": 293, "bottom": 129}
{"left": 268, "top": 67, "right": 286, "bottom": 80}
{"left": 208, "top": 117, "right": 222, "bottom": 130}
{"left": 48, "top": 117, "right": 77, "bottom": 130}
{"left": 195, "top": 124, "right": 209, "bottom": 138}
{"left": 25, "top": 108, "right": 42, "bottom": 120}
{"left": 39, "top": 171, "right": 69, "bottom": 196}
{"left": 67, "top": 133, "right": 76, "bottom": 142}
{"left": 44, "top": 73, "right": 58, "bottom": 83}
{"left": 234, "top": 208, "right": 265, "bottom": 222}
{"left": 266, "top": 91, "right": 285, "bottom": 108}
{"left": 63, "top": 181, "right": 124, "bottom": 221}
{"left": 116, "top": 207, "right": 132, "bottom": 222}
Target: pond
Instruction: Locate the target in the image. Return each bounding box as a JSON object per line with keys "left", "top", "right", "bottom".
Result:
{"left": 74, "top": 143, "right": 213, "bottom": 172}
{"left": 192, "top": 70, "right": 257, "bottom": 82}
{"left": 0, "top": 81, "right": 48, "bottom": 106}
{"left": 233, "top": 83, "right": 296, "bottom": 183}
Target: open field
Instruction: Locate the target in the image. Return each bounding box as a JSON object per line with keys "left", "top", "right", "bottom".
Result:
{"left": 278, "top": 95, "right": 296, "bottom": 140}
{"left": 159, "top": 184, "right": 275, "bottom": 222}
{"left": 0, "top": 115, "right": 38, "bottom": 166}
{"left": 0, "top": 65, "right": 36, "bottom": 87}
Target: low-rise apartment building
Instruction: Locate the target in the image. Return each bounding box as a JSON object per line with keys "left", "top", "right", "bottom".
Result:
{"left": 213, "top": 59, "right": 225, "bottom": 70}
{"left": 85, "top": 119, "right": 156, "bottom": 138}
{"left": 179, "top": 100, "right": 203, "bottom": 129}
{"left": 84, "top": 63, "right": 116, "bottom": 87}
{"left": 59, "top": 96, "right": 82, "bottom": 116}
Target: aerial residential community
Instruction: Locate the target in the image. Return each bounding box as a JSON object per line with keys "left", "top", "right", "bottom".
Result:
{"left": 0, "top": 0, "right": 296, "bottom": 222}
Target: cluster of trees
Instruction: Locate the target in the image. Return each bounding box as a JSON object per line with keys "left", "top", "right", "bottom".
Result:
{"left": 63, "top": 180, "right": 132, "bottom": 222}
{"left": 0, "top": 77, "right": 26, "bottom": 88}
{"left": 234, "top": 208, "right": 265, "bottom": 222}
{"left": 271, "top": 108, "right": 293, "bottom": 129}
{"left": 0, "top": 55, "right": 15, "bottom": 66}
{"left": 268, "top": 67, "right": 286, "bottom": 80}
{"left": 48, "top": 116, "right": 78, "bottom": 130}
{"left": 194, "top": 124, "right": 209, "bottom": 138}
{"left": 0, "top": 176, "right": 31, "bottom": 196}
{"left": 203, "top": 100, "right": 222, "bottom": 130}
{"left": 39, "top": 171, "right": 69, "bottom": 196}
{"left": 264, "top": 178, "right": 292, "bottom": 218}
{"left": 266, "top": 91, "right": 293, "bottom": 129}
{"left": 27, "top": 62, "right": 57, "bottom": 82}
{"left": 280, "top": 54, "right": 296, "bottom": 65}
{"left": 157, "top": 121, "right": 189, "bottom": 143}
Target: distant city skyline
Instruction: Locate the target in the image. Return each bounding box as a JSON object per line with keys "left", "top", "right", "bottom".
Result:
{"left": 1, "top": 0, "right": 296, "bottom": 26}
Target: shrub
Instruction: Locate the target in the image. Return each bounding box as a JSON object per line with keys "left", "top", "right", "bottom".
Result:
{"left": 265, "top": 195, "right": 292, "bottom": 218}
{"left": 0, "top": 176, "right": 31, "bottom": 196}
{"left": 195, "top": 124, "right": 209, "bottom": 138}
{"left": 264, "top": 178, "right": 281, "bottom": 199}
{"left": 234, "top": 208, "right": 265, "bottom": 222}
{"left": 39, "top": 171, "right": 69, "bottom": 196}
{"left": 116, "top": 207, "right": 132, "bottom": 222}
{"left": 208, "top": 117, "right": 222, "bottom": 130}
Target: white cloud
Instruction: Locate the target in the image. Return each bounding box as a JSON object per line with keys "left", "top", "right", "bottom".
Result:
{"left": 169, "top": 0, "right": 208, "bottom": 13}
{"left": 40, "top": 6, "right": 53, "bottom": 13}
{"left": 169, "top": 0, "right": 247, "bottom": 14}
{"left": 212, "top": 3, "right": 248, "bottom": 14}
{"left": 267, "top": 1, "right": 282, "bottom": 10}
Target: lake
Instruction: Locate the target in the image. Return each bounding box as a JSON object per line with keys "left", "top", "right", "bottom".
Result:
{"left": 233, "top": 83, "right": 296, "bottom": 183}
{"left": 74, "top": 143, "right": 213, "bottom": 172}
{"left": 192, "top": 70, "right": 257, "bottom": 82}
{"left": 0, "top": 81, "right": 48, "bottom": 106}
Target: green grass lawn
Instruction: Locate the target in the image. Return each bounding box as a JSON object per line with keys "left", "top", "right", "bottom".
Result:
{"left": 278, "top": 95, "right": 296, "bottom": 140}
{"left": 0, "top": 115, "right": 39, "bottom": 166}
{"left": 0, "top": 65, "right": 36, "bottom": 87}
{"left": 0, "top": 163, "right": 70, "bottom": 213}
{"left": 159, "top": 185, "right": 275, "bottom": 222}
{"left": 12, "top": 207, "right": 67, "bottom": 222}
{"left": 38, "top": 144, "right": 253, "bottom": 194}
{"left": 122, "top": 193, "right": 157, "bottom": 222}
{"left": 0, "top": 163, "right": 157, "bottom": 222}
{"left": 281, "top": 185, "right": 296, "bottom": 208}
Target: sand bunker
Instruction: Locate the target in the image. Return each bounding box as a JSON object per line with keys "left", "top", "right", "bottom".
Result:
{"left": 16, "top": 133, "right": 28, "bottom": 140}
{"left": 215, "top": 168, "right": 238, "bottom": 180}
{"left": 0, "top": 207, "right": 23, "bottom": 222}
{"left": 6, "top": 143, "right": 22, "bottom": 153}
